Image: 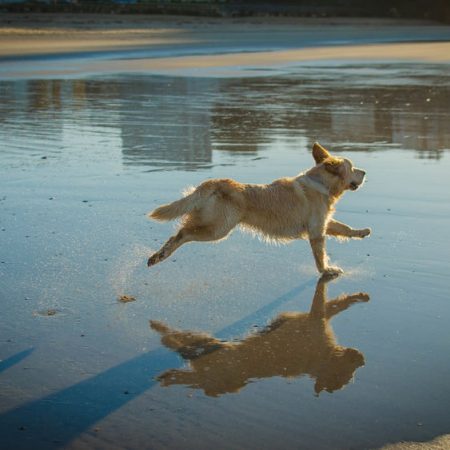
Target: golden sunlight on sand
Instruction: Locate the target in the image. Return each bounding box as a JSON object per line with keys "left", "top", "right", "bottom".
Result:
{"left": 88, "top": 41, "right": 450, "bottom": 72}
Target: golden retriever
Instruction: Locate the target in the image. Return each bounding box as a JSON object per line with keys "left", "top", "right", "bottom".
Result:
{"left": 147, "top": 142, "right": 370, "bottom": 276}
{"left": 151, "top": 275, "right": 369, "bottom": 397}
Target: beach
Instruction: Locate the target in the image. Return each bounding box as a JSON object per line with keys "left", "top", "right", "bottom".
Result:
{"left": 2, "top": 14, "right": 450, "bottom": 77}
{"left": 1, "top": 13, "right": 450, "bottom": 450}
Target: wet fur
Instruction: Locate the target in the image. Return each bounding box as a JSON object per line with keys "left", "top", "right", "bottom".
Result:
{"left": 148, "top": 142, "right": 371, "bottom": 276}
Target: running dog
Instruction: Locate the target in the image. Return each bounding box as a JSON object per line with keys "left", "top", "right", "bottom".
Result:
{"left": 147, "top": 142, "right": 370, "bottom": 276}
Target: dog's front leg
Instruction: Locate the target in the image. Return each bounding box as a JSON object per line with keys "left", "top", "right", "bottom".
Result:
{"left": 309, "top": 275, "right": 328, "bottom": 318}
{"left": 327, "top": 220, "right": 371, "bottom": 239}
{"left": 325, "top": 292, "right": 370, "bottom": 319}
{"left": 309, "top": 236, "right": 343, "bottom": 277}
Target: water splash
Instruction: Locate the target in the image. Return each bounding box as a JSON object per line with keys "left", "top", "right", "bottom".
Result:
{"left": 110, "top": 244, "right": 155, "bottom": 299}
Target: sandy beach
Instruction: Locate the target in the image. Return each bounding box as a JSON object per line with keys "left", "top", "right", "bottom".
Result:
{"left": 2, "top": 14, "right": 450, "bottom": 78}
{"left": 1, "top": 12, "right": 450, "bottom": 450}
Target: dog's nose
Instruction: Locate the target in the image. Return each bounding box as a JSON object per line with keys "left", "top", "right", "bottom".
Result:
{"left": 361, "top": 171, "right": 366, "bottom": 177}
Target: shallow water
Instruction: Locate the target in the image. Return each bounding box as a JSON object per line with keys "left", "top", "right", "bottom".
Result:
{"left": 1, "top": 65, "right": 450, "bottom": 449}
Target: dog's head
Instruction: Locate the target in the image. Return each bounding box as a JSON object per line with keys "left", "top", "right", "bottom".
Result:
{"left": 312, "top": 142, "right": 366, "bottom": 194}
{"left": 314, "top": 347, "right": 365, "bottom": 395}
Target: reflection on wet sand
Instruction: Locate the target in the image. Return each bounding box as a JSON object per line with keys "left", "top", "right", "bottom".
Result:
{"left": 0, "top": 66, "right": 449, "bottom": 172}
{"left": 151, "top": 276, "right": 369, "bottom": 397}
{"left": 210, "top": 72, "right": 450, "bottom": 159}
{"left": 119, "top": 78, "right": 215, "bottom": 170}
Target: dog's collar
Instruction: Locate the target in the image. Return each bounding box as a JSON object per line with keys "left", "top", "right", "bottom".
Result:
{"left": 298, "top": 174, "right": 330, "bottom": 196}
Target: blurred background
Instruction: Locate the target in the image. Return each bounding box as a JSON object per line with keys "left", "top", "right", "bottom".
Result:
{"left": 1, "top": 2, "right": 450, "bottom": 450}
{"left": 0, "top": 0, "right": 449, "bottom": 23}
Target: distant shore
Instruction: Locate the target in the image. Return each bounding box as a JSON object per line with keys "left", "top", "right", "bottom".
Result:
{"left": 1, "top": 1, "right": 449, "bottom": 23}
{"left": 1, "top": 14, "right": 450, "bottom": 78}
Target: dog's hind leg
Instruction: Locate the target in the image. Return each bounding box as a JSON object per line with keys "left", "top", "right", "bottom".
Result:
{"left": 148, "top": 197, "right": 241, "bottom": 267}
{"left": 147, "top": 217, "right": 238, "bottom": 267}
{"left": 147, "top": 230, "right": 187, "bottom": 267}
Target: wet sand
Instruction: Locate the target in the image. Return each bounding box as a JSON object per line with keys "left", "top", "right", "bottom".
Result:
{"left": 1, "top": 14, "right": 450, "bottom": 450}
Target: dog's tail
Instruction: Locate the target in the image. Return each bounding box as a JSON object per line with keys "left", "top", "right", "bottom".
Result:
{"left": 148, "top": 185, "right": 205, "bottom": 222}
{"left": 150, "top": 320, "right": 224, "bottom": 360}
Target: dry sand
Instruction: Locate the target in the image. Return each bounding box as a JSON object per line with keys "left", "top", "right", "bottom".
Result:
{"left": 84, "top": 41, "right": 450, "bottom": 76}
{"left": 1, "top": 14, "right": 450, "bottom": 67}
{"left": 380, "top": 434, "right": 450, "bottom": 450}
{"left": 0, "top": 30, "right": 195, "bottom": 57}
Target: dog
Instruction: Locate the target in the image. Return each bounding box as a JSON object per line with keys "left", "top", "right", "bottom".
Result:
{"left": 151, "top": 275, "right": 369, "bottom": 397}
{"left": 147, "top": 142, "right": 370, "bottom": 276}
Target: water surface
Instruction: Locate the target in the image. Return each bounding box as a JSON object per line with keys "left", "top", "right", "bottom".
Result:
{"left": 1, "top": 65, "right": 450, "bottom": 449}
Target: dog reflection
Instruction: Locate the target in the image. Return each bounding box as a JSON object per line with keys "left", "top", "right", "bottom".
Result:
{"left": 151, "top": 277, "right": 369, "bottom": 397}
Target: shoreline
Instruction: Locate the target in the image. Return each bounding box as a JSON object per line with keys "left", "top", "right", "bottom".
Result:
{"left": 4, "top": 41, "right": 450, "bottom": 80}
{"left": 1, "top": 14, "right": 450, "bottom": 56}
{"left": 1, "top": 14, "right": 450, "bottom": 78}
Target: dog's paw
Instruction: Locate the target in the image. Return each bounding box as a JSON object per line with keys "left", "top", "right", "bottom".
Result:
{"left": 147, "top": 253, "right": 160, "bottom": 267}
{"left": 355, "top": 292, "right": 370, "bottom": 302}
{"left": 157, "top": 369, "right": 181, "bottom": 386}
{"left": 321, "top": 266, "right": 344, "bottom": 278}
{"left": 355, "top": 228, "right": 371, "bottom": 238}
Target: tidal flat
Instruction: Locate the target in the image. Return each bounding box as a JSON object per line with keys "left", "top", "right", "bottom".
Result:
{"left": 1, "top": 16, "right": 450, "bottom": 450}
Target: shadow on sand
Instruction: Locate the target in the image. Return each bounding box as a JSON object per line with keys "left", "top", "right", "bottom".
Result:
{"left": 0, "top": 348, "right": 34, "bottom": 374}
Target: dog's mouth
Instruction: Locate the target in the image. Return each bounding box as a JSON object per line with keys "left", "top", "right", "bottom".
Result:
{"left": 349, "top": 181, "right": 360, "bottom": 191}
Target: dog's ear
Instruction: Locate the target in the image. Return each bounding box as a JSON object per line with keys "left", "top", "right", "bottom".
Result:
{"left": 324, "top": 158, "right": 346, "bottom": 177}
{"left": 312, "top": 142, "right": 331, "bottom": 164}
